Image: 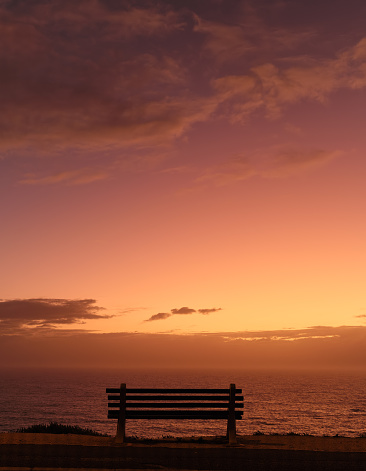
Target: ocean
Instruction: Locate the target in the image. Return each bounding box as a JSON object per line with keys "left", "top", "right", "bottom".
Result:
{"left": 1, "top": 367, "right": 365, "bottom": 438}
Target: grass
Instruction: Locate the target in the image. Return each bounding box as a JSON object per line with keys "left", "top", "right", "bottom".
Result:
{"left": 13, "top": 423, "right": 366, "bottom": 440}
{"left": 255, "top": 430, "right": 366, "bottom": 438}
{"left": 15, "top": 421, "right": 109, "bottom": 436}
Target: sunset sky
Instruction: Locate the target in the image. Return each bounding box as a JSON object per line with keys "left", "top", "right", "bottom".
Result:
{"left": 1, "top": 0, "right": 366, "bottom": 369}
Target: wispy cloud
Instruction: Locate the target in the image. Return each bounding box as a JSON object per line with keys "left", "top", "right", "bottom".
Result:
{"left": 145, "top": 306, "right": 221, "bottom": 322}
{"left": 196, "top": 147, "right": 341, "bottom": 186}
{"left": 20, "top": 169, "right": 109, "bottom": 185}
{"left": 193, "top": 8, "right": 314, "bottom": 64}
{"left": 198, "top": 308, "right": 222, "bottom": 315}
{"left": 213, "top": 37, "right": 366, "bottom": 120}
{"left": 193, "top": 14, "right": 253, "bottom": 63}
{"left": 265, "top": 148, "right": 341, "bottom": 177}
{"left": 146, "top": 312, "right": 172, "bottom": 322}
{"left": 221, "top": 326, "right": 341, "bottom": 342}
{"left": 171, "top": 307, "right": 196, "bottom": 315}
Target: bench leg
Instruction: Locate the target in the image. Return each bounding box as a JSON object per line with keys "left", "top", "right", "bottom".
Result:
{"left": 115, "top": 416, "right": 125, "bottom": 443}
{"left": 227, "top": 416, "right": 236, "bottom": 445}
{"left": 227, "top": 383, "right": 237, "bottom": 445}
{"left": 115, "top": 383, "right": 126, "bottom": 443}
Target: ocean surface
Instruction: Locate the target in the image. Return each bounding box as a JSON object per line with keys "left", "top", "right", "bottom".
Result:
{"left": 1, "top": 367, "right": 365, "bottom": 438}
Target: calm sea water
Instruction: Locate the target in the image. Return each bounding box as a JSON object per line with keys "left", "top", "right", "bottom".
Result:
{"left": 1, "top": 367, "right": 365, "bottom": 438}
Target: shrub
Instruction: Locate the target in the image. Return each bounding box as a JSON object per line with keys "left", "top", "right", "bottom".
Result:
{"left": 15, "top": 421, "right": 109, "bottom": 436}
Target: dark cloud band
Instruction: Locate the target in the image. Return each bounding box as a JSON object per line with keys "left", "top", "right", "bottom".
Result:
{"left": 0, "top": 298, "right": 111, "bottom": 334}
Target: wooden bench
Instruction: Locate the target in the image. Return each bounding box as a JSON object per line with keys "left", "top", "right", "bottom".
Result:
{"left": 106, "top": 383, "right": 244, "bottom": 444}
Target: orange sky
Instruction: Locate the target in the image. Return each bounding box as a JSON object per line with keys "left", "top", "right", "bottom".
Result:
{"left": 1, "top": 0, "right": 366, "bottom": 369}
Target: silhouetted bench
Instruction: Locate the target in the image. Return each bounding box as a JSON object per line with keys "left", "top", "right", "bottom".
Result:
{"left": 106, "top": 383, "right": 244, "bottom": 444}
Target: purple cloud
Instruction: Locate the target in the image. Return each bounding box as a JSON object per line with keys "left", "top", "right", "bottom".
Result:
{"left": 0, "top": 298, "right": 111, "bottom": 335}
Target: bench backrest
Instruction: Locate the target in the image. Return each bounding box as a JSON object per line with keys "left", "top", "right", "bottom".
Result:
{"left": 106, "top": 384, "right": 244, "bottom": 420}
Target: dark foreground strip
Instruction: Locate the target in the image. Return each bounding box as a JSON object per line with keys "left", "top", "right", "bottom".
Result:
{"left": 1, "top": 444, "right": 366, "bottom": 471}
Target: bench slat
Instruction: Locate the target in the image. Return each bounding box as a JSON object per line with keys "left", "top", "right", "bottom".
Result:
{"left": 108, "top": 410, "right": 243, "bottom": 419}
{"left": 108, "top": 415, "right": 243, "bottom": 420}
{"left": 108, "top": 402, "right": 244, "bottom": 409}
{"left": 106, "top": 388, "right": 242, "bottom": 394}
{"left": 108, "top": 395, "right": 243, "bottom": 401}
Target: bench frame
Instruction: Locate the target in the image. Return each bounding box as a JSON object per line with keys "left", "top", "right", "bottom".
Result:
{"left": 106, "top": 383, "right": 243, "bottom": 444}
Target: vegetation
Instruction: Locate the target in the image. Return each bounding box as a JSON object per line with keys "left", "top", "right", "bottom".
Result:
{"left": 14, "top": 423, "right": 366, "bottom": 439}
{"left": 15, "top": 421, "right": 109, "bottom": 436}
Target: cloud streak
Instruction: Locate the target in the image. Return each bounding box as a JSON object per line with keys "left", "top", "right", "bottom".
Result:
{"left": 196, "top": 147, "right": 341, "bottom": 186}
{"left": 145, "top": 306, "right": 221, "bottom": 322}
{"left": 213, "top": 37, "right": 366, "bottom": 120}
{"left": 171, "top": 307, "right": 196, "bottom": 315}
{"left": 198, "top": 308, "right": 222, "bottom": 315}
{"left": 146, "top": 312, "right": 172, "bottom": 322}
{"left": 20, "top": 168, "right": 109, "bottom": 185}
{"left": 193, "top": 8, "right": 314, "bottom": 64}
